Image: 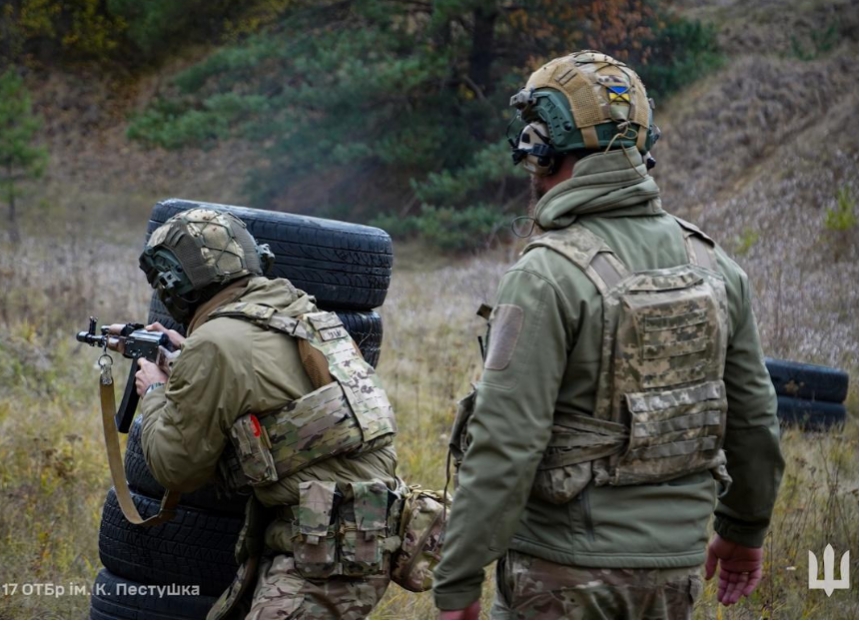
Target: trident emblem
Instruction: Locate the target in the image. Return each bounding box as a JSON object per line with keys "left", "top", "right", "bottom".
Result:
{"left": 808, "top": 544, "right": 850, "bottom": 596}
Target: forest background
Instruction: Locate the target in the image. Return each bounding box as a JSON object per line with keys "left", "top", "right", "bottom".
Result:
{"left": 0, "top": 0, "right": 858, "bottom": 619}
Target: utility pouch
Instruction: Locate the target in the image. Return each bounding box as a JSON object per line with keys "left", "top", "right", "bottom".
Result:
{"left": 292, "top": 481, "right": 338, "bottom": 578}
{"left": 339, "top": 481, "right": 389, "bottom": 577}
{"left": 531, "top": 415, "right": 627, "bottom": 504}
{"left": 391, "top": 486, "right": 450, "bottom": 593}
{"left": 531, "top": 460, "right": 593, "bottom": 505}
{"left": 216, "top": 445, "right": 253, "bottom": 493}
{"left": 228, "top": 414, "right": 278, "bottom": 487}
{"left": 612, "top": 381, "right": 728, "bottom": 486}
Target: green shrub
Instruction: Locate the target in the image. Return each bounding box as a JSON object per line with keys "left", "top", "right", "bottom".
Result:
{"left": 106, "top": 0, "right": 238, "bottom": 60}
{"left": 637, "top": 15, "right": 724, "bottom": 99}
{"left": 824, "top": 185, "right": 858, "bottom": 232}
{"left": 372, "top": 205, "right": 512, "bottom": 252}
{"left": 124, "top": 1, "right": 726, "bottom": 251}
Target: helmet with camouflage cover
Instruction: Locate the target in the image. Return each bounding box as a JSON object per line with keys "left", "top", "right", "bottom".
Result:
{"left": 139, "top": 208, "right": 275, "bottom": 324}
{"left": 509, "top": 50, "right": 660, "bottom": 176}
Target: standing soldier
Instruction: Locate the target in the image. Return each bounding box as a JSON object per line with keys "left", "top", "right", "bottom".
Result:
{"left": 434, "top": 51, "right": 784, "bottom": 620}
{"left": 134, "top": 208, "right": 402, "bottom": 619}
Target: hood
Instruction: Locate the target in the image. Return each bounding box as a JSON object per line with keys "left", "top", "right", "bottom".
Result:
{"left": 239, "top": 276, "right": 319, "bottom": 317}
{"left": 188, "top": 276, "right": 318, "bottom": 334}
{"left": 534, "top": 146, "right": 663, "bottom": 230}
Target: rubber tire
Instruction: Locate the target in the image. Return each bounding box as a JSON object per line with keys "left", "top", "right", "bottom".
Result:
{"left": 777, "top": 396, "right": 846, "bottom": 430}
{"left": 766, "top": 357, "right": 849, "bottom": 403}
{"left": 89, "top": 568, "right": 217, "bottom": 620}
{"left": 125, "top": 416, "right": 248, "bottom": 516}
{"left": 337, "top": 309, "right": 383, "bottom": 368}
{"left": 98, "top": 488, "right": 241, "bottom": 597}
{"left": 146, "top": 198, "right": 393, "bottom": 310}
{"left": 147, "top": 292, "right": 383, "bottom": 367}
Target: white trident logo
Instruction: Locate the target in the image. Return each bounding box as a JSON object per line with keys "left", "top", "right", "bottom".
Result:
{"left": 808, "top": 544, "right": 850, "bottom": 596}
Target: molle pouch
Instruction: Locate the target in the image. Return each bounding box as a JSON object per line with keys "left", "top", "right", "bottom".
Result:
{"left": 449, "top": 385, "right": 477, "bottom": 486}
{"left": 612, "top": 381, "right": 728, "bottom": 486}
{"left": 292, "top": 481, "right": 338, "bottom": 578}
{"left": 531, "top": 415, "right": 627, "bottom": 504}
{"left": 228, "top": 414, "right": 278, "bottom": 487}
{"left": 531, "top": 461, "right": 593, "bottom": 505}
{"left": 339, "top": 481, "right": 389, "bottom": 577}
{"left": 216, "top": 445, "right": 253, "bottom": 493}
{"left": 391, "top": 486, "right": 450, "bottom": 593}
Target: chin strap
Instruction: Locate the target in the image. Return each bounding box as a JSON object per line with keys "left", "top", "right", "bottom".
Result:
{"left": 99, "top": 355, "right": 181, "bottom": 526}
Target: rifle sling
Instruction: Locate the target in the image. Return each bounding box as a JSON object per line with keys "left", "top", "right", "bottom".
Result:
{"left": 100, "top": 368, "right": 181, "bottom": 526}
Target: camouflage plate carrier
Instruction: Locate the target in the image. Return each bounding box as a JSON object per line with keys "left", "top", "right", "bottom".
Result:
{"left": 210, "top": 302, "right": 397, "bottom": 487}
{"left": 524, "top": 217, "right": 732, "bottom": 504}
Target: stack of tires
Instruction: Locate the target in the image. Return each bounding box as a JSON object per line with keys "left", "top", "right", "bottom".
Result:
{"left": 90, "top": 199, "right": 394, "bottom": 620}
{"left": 766, "top": 357, "right": 849, "bottom": 430}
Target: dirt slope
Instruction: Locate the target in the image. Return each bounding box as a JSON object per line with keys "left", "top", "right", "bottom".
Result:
{"left": 652, "top": 0, "right": 858, "bottom": 369}
{"left": 18, "top": 0, "right": 859, "bottom": 371}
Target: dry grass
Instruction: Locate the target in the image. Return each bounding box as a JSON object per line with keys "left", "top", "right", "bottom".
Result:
{"left": 0, "top": 1, "right": 857, "bottom": 618}
{"left": 1, "top": 233, "right": 856, "bottom": 619}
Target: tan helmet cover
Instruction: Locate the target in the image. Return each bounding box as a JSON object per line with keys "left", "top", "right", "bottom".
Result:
{"left": 145, "top": 208, "right": 266, "bottom": 290}
{"left": 524, "top": 50, "right": 653, "bottom": 151}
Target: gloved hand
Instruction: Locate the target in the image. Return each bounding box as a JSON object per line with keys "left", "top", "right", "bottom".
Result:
{"left": 705, "top": 534, "right": 763, "bottom": 606}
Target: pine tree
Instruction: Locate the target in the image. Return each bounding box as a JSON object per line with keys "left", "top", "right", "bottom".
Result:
{"left": 0, "top": 70, "right": 48, "bottom": 242}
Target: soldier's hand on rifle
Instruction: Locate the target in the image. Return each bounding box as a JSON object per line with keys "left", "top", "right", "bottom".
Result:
{"left": 145, "top": 322, "right": 186, "bottom": 348}
{"left": 705, "top": 534, "right": 763, "bottom": 606}
{"left": 135, "top": 358, "right": 169, "bottom": 397}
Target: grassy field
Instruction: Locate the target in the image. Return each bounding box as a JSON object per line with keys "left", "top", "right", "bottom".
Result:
{"left": 0, "top": 3, "right": 856, "bottom": 617}
{"left": 0, "top": 228, "right": 856, "bottom": 620}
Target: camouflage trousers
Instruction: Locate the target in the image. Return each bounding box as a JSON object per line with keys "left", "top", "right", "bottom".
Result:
{"left": 490, "top": 550, "right": 703, "bottom": 620}
{"left": 245, "top": 555, "right": 390, "bottom": 620}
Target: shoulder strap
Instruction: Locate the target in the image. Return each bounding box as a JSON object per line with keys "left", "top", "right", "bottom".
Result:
{"left": 673, "top": 216, "right": 718, "bottom": 271}
{"left": 208, "top": 301, "right": 314, "bottom": 340}
{"left": 525, "top": 224, "right": 630, "bottom": 293}
{"left": 208, "top": 303, "right": 353, "bottom": 386}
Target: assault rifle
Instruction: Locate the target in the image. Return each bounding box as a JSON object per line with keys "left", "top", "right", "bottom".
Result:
{"left": 76, "top": 318, "right": 174, "bottom": 433}
{"left": 77, "top": 316, "right": 182, "bottom": 527}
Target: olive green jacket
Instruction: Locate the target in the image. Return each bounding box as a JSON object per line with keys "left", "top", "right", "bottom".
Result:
{"left": 140, "top": 277, "right": 398, "bottom": 517}
{"left": 433, "top": 148, "right": 783, "bottom": 611}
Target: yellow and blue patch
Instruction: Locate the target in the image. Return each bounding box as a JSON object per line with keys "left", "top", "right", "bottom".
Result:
{"left": 606, "top": 84, "right": 631, "bottom": 103}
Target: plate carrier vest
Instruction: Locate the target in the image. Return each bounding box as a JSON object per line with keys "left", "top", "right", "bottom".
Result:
{"left": 524, "top": 217, "right": 732, "bottom": 503}
{"left": 210, "top": 303, "right": 397, "bottom": 488}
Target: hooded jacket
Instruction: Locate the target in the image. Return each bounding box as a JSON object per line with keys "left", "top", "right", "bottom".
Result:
{"left": 140, "top": 276, "right": 398, "bottom": 519}
{"left": 433, "top": 148, "right": 783, "bottom": 611}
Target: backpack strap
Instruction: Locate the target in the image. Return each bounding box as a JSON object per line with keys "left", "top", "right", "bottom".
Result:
{"left": 525, "top": 225, "right": 630, "bottom": 293}
{"left": 673, "top": 216, "right": 718, "bottom": 272}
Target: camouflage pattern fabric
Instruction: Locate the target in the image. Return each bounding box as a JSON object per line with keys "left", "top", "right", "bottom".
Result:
{"left": 302, "top": 312, "right": 397, "bottom": 444}
{"left": 208, "top": 303, "right": 397, "bottom": 486}
{"left": 148, "top": 209, "right": 245, "bottom": 277}
{"left": 146, "top": 208, "right": 265, "bottom": 289}
{"left": 490, "top": 550, "right": 701, "bottom": 620}
{"left": 524, "top": 219, "right": 731, "bottom": 502}
{"left": 246, "top": 554, "right": 390, "bottom": 620}
{"left": 391, "top": 486, "right": 449, "bottom": 592}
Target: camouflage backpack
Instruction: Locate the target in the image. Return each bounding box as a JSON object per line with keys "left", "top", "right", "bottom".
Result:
{"left": 524, "top": 217, "right": 732, "bottom": 504}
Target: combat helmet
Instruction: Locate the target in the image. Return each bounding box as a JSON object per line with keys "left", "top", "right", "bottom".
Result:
{"left": 139, "top": 208, "right": 274, "bottom": 324}
{"left": 509, "top": 50, "right": 660, "bottom": 176}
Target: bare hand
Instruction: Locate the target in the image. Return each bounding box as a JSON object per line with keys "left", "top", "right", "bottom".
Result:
{"left": 146, "top": 322, "right": 186, "bottom": 349}
{"left": 705, "top": 534, "right": 763, "bottom": 606}
{"left": 439, "top": 600, "right": 481, "bottom": 620}
{"left": 135, "top": 358, "right": 169, "bottom": 397}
